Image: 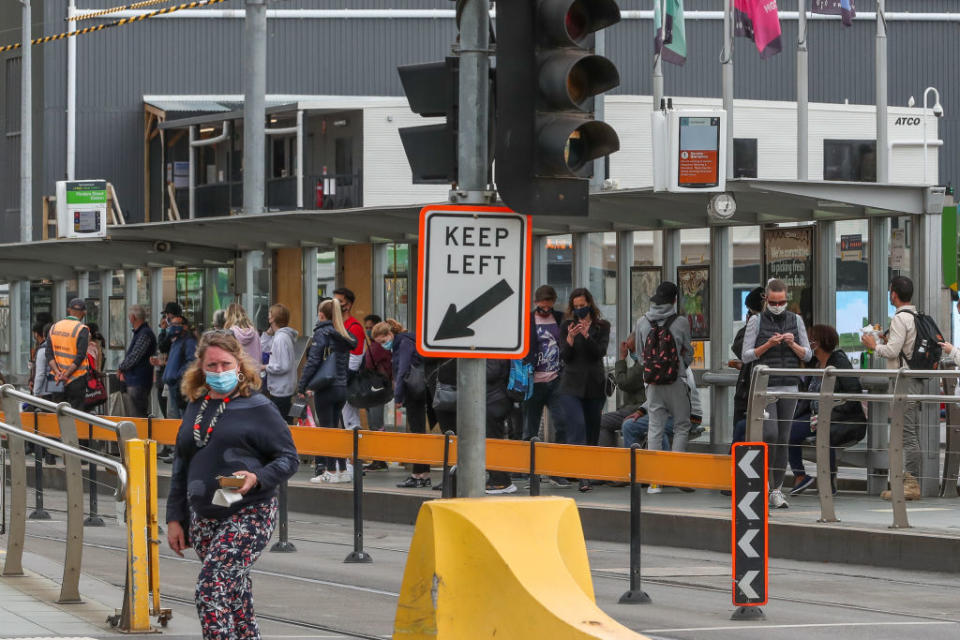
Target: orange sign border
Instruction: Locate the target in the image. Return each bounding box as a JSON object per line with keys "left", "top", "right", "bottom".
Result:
{"left": 416, "top": 204, "right": 532, "bottom": 359}
{"left": 731, "top": 441, "right": 769, "bottom": 608}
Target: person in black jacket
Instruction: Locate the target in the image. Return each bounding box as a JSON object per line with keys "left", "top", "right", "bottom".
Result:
{"left": 297, "top": 299, "right": 358, "bottom": 484}
{"left": 522, "top": 285, "right": 568, "bottom": 445}
{"left": 166, "top": 331, "right": 298, "bottom": 640}
{"left": 557, "top": 288, "right": 611, "bottom": 492}
{"left": 787, "top": 324, "right": 867, "bottom": 496}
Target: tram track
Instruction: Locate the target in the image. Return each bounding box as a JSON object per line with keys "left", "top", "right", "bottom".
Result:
{"left": 23, "top": 531, "right": 960, "bottom": 628}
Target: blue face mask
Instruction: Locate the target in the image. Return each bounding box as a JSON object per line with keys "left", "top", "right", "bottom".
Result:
{"left": 382, "top": 340, "right": 394, "bottom": 351}
{"left": 205, "top": 368, "right": 239, "bottom": 394}
{"left": 169, "top": 325, "right": 183, "bottom": 336}
{"left": 629, "top": 352, "right": 640, "bottom": 363}
{"left": 574, "top": 307, "right": 590, "bottom": 319}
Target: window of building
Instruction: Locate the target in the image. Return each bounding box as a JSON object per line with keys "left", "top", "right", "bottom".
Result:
{"left": 824, "top": 140, "right": 877, "bottom": 182}
{"left": 733, "top": 138, "right": 758, "bottom": 178}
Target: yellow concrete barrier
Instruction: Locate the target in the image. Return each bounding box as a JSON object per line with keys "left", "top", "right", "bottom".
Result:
{"left": 393, "top": 497, "right": 649, "bottom": 640}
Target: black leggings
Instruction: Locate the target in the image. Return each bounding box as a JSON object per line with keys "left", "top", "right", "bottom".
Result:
{"left": 404, "top": 395, "right": 430, "bottom": 474}
{"left": 315, "top": 387, "right": 346, "bottom": 472}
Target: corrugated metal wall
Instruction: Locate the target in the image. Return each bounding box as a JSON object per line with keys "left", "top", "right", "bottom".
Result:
{"left": 1, "top": 1, "right": 958, "bottom": 226}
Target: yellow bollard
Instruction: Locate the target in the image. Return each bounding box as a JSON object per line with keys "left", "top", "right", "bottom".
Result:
{"left": 124, "top": 438, "right": 152, "bottom": 633}
{"left": 393, "top": 497, "right": 650, "bottom": 640}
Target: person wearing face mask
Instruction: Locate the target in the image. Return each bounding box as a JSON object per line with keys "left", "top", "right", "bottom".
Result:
{"left": 558, "top": 287, "right": 611, "bottom": 493}
{"left": 741, "top": 278, "right": 813, "bottom": 509}
{"left": 166, "top": 331, "right": 298, "bottom": 640}
{"left": 161, "top": 315, "right": 197, "bottom": 421}
{"left": 597, "top": 333, "right": 646, "bottom": 450}
{"left": 117, "top": 304, "right": 157, "bottom": 418}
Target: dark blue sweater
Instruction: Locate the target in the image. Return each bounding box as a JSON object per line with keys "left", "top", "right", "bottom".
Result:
{"left": 165, "top": 392, "right": 299, "bottom": 523}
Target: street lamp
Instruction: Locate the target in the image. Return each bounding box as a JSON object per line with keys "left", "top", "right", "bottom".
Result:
{"left": 922, "top": 87, "right": 943, "bottom": 184}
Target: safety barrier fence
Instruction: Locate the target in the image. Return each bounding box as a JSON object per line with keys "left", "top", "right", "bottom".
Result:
{"left": 0, "top": 385, "right": 165, "bottom": 632}
{"left": 747, "top": 365, "right": 960, "bottom": 529}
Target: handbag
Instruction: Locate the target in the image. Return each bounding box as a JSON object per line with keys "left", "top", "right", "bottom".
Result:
{"left": 403, "top": 362, "right": 427, "bottom": 400}
{"left": 347, "top": 369, "right": 394, "bottom": 408}
{"left": 432, "top": 381, "right": 457, "bottom": 413}
{"left": 83, "top": 354, "right": 107, "bottom": 408}
{"left": 604, "top": 371, "right": 617, "bottom": 398}
{"left": 306, "top": 347, "right": 338, "bottom": 392}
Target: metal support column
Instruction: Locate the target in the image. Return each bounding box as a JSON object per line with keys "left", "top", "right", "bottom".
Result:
{"left": 371, "top": 244, "right": 386, "bottom": 317}
{"left": 662, "top": 229, "right": 681, "bottom": 283}
{"left": 53, "top": 280, "right": 67, "bottom": 323}
{"left": 913, "top": 212, "right": 942, "bottom": 497}
{"left": 302, "top": 247, "right": 318, "bottom": 331}
{"left": 407, "top": 243, "right": 418, "bottom": 338}
{"left": 243, "top": 0, "right": 267, "bottom": 215}
{"left": 867, "top": 216, "right": 891, "bottom": 494}
{"left": 241, "top": 251, "right": 261, "bottom": 318}
{"left": 876, "top": 0, "right": 889, "bottom": 184}
{"left": 149, "top": 268, "right": 164, "bottom": 416}
{"left": 20, "top": 0, "right": 33, "bottom": 244}
{"left": 188, "top": 126, "right": 196, "bottom": 219}
{"left": 77, "top": 272, "right": 89, "bottom": 300}
{"left": 123, "top": 269, "right": 137, "bottom": 352}
{"left": 616, "top": 231, "right": 633, "bottom": 346}
{"left": 814, "top": 222, "right": 836, "bottom": 325}
{"left": 296, "top": 110, "right": 304, "bottom": 209}
{"left": 796, "top": 0, "right": 808, "bottom": 181}
{"left": 203, "top": 267, "right": 218, "bottom": 327}
{"left": 99, "top": 271, "right": 111, "bottom": 366}
{"left": 709, "top": 226, "right": 733, "bottom": 445}
{"left": 454, "top": 0, "right": 491, "bottom": 499}
{"left": 10, "top": 281, "right": 30, "bottom": 377}
{"left": 572, "top": 232, "right": 591, "bottom": 290}
{"left": 722, "top": 0, "right": 734, "bottom": 178}
{"left": 532, "top": 235, "right": 548, "bottom": 291}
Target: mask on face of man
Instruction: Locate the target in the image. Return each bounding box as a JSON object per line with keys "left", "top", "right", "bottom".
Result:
{"left": 535, "top": 305, "right": 553, "bottom": 317}
{"left": 767, "top": 303, "right": 786, "bottom": 316}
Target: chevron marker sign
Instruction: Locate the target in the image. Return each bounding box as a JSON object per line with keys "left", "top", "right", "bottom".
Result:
{"left": 732, "top": 442, "right": 768, "bottom": 607}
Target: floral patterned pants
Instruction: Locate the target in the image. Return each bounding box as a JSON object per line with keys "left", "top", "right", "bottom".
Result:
{"left": 190, "top": 498, "right": 278, "bottom": 640}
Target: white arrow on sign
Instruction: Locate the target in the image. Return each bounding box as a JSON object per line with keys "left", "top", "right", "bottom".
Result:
{"left": 737, "top": 449, "right": 760, "bottom": 479}
{"left": 738, "top": 491, "right": 760, "bottom": 520}
{"left": 737, "top": 528, "right": 760, "bottom": 558}
{"left": 738, "top": 570, "right": 760, "bottom": 600}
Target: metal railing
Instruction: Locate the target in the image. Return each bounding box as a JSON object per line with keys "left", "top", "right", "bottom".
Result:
{"left": 746, "top": 365, "right": 957, "bottom": 529}
{"left": 0, "top": 384, "right": 160, "bottom": 632}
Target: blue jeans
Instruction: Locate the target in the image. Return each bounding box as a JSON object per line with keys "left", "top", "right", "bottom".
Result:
{"left": 622, "top": 414, "right": 673, "bottom": 450}
{"left": 557, "top": 394, "right": 606, "bottom": 446}
{"left": 523, "top": 378, "right": 567, "bottom": 442}
{"left": 731, "top": 418, "right": 747, "bottom": 446}
{"left": 788, "top": 417, "right": 838, "bottom": 476}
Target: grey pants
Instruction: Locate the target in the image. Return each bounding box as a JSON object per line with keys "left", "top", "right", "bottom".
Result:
{"left": 762, "top": 396, "right": 798, "bottom": 490}
{"left": 647, "top": 379, "right": 692, "bottom": 452}
{"left": 901, "top": 378, "right": 923, "bottom": 478}
{"left": 598, "top": 405, "right": 636, "bottom": 447}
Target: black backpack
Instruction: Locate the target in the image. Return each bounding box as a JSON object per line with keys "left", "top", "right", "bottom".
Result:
{"left": 896, "top": 309, "right": 944, "bottom": 370}
{"left": 642, "top": 315, "right": 680, "bottom": 385}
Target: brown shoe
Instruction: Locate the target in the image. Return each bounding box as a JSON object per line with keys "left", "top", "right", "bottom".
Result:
{"left": 904, "top": 472, "right": 921, "bottom": 501}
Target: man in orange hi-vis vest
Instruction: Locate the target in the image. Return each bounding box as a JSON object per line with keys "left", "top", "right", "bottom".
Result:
{"left": 46, "top": 298, "right": 91, "bottom": 409}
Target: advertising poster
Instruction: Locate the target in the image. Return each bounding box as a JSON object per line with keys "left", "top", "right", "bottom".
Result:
{"left": 677, "top": 265, "right": 710, "bottom": 339}
{"left": 763, "top": 227, "right": 814, "bottom": 329}
{"left": 630, "top": 266, "right": 662, "bottom": 330}
{"left": 678, "top": 116, "right": 720, "bottom": 188}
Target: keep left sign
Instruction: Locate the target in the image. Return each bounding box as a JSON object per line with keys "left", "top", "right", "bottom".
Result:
{"left": 417, "top": 205, "right": 531, "bottom": 359}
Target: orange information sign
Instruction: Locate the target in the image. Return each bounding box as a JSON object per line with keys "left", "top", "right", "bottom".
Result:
{"left": 677, "top": 116, "right": 721, "bottom": 188}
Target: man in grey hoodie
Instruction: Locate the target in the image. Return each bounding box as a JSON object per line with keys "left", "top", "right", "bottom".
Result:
{"left": 260, "top": 303, "right": 299, "bottom": 422}
{"left": 634, "top": 282, "right": 694, "bottom": 480}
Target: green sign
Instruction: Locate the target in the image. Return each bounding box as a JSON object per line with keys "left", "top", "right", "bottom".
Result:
{"left": 942, "top": 205, "right": 958, "bottom": 292}
{"left": 65, "top": 181, "right": 107, "bottom": 205}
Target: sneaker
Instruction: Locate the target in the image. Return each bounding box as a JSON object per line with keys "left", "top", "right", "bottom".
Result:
{"left": 486, "top": 482, "right": 518, "bottom": 495}
{"left": 790, "top": 474, "right": 816, "bottom": 496}
{"left": 310, "top": 471, "right": 339, "bottom": 484}
{"left": 548, "top": 476, "right": 571, "bottom": 488}
{"left": 769, "top": 489, "right": 789, "bottom": 509}
{"left": 678, "top": 486, "right": 696, "bottom": 493}
{"left": 336, "top": 471, "right": 353, "bottom": 484}
{"left": 363, "top": 461, "right": 388, "bottom": 472}
{"left": 578, "top": 479, "right": 592, "bottom": 493}
{"left": 647, "top": 484, "right": 662, "bottom": 494}
{"left": 396, "top": 476, "right": 431, "bottom": 489}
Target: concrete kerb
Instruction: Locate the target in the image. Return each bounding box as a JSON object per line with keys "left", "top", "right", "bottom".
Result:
{"left": 11, "top": 463, "right": 959, "bottom": 574}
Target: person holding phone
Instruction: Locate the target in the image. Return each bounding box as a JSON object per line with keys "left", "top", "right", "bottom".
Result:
{"left": 166, "top": 331, "right": 298, "bottom": 640}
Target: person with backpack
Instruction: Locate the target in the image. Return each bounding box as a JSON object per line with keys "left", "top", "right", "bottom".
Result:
{"left": 635, "top": 282, "right": 694, "bottom": 494}
{"left": 741, "top": 278, "right": 813, "bottom": 509}
{"left": 558, "top": 288, "right": 611, "bottom": 493}
{"left": 861, "top": 276, "right": 941, "bottom": 501}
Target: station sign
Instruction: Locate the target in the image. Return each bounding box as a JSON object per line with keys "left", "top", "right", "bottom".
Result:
{"left": 55, "top": 180, "right": 108, "bottom": 239}
{"left": 417, "top": 205, "right": 531, "bottom": 359}
{"left": 732, "top": 442, "right": 768, "bottom": 608}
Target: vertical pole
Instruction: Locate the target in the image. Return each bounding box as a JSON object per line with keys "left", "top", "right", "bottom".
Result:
{"left": 532, "top": 235, "right": 548, "bottom": 290}
{"left": 344, "top": 428, "right": 372, "bottom": 563}
{"left": 269, "top": 481, "right": 296, "bottom": 553}
{"left": 149, "top": 268, "right": 164, "bottom": 417}
{"left": 84, "top": 456, "right": 104, "bottom": 527}
{"left": 188, "top": 126, "right": 196, "bottom": 219}
{"left": 20, "top": 0, "right": 32, "bottom": 244}
{"left": 722, "top": 0, "right": 734, "bottom": 178}
{"left": 867, "top": 217, "right": 890, "bottom": 494}
{"left": 66, "top": 0, "right": 76, "bottom": 181}
{"left": 815, "top": 221, "right": 837, "bottom": 325}
{"left": 100, "top": 270, "right": 111, "bottom": 368}
{"left": 528, "top": 438, "right": 540, "bottom": 497}
{"left": 441, "top": 431, "right": 453, "bottom": 499}
{"left": 302, "top": 247, "right": 318, "bottom": 332}
{"left": 875, "top": 0, "right": 889, "bottom": 184}
{"left": 662, "top": 229, "right": 681, "bottom": 283}
{"left": 372, "top": 244, "right": 386, "bottom": 316}
{"left": 709, "top": 226, "right": 733, "bottom": 445}
{"left": 591, "top": 29, "right": 606, "bottom": 191}
{"left": 122, "top": 439, "right": 151, "bottom": 632}
{"left": 53, "top": 280, "right": 67, "bottom": 323}
{"left": 243, "top": 0, "right": 267, "bottom": 215}
{"left": 652, "top": 0, "right": 664, "bottom": 108}
{"left": 797, "top": 0, "right": 808, "bottom": 181}
{"left": 616, "top": 231, "right": 633, "bottom": 347}
{"left": 124, "top": 269, "right": 138, "bottom": 320}
{"left": 455, "top": 0, "right": 491, "bottom": 499}
{"left": 572, "top": 232, "right": 591, "bottom": 289}
{"left": 619, "top": 445, "right": 650, "bottom": 604}
{"left": 296, "top": 110, "right": 304, "bottom": 208}
{"left": 10, "top": 281, "right": 30, "bottom": 377}
{"left": 28, "top": 411, "right": 50, "bottom": 520}
{"left": 913, "top": 212, "right": 942, "bottom": 498}
{"left": 78, "top": 272, "right": 89, "bottom": 300}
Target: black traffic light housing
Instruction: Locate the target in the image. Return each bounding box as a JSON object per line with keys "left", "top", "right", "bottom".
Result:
{"left": 397, "top": 57, "right": 459, "bottom": 184}
{"left": 496, "top": 0, "right": 621, "bottom": 216}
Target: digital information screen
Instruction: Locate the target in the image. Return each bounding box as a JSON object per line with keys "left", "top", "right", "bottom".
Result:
{"left": 73, "top": 210, "right": 101, "bottom": 233}
{"left": 678, "top": 117, "right": 720, "bottom": 188}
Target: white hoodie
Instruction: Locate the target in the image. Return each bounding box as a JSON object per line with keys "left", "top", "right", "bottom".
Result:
{"left": 261, "top": 326, "right": 299, "bottom": 397}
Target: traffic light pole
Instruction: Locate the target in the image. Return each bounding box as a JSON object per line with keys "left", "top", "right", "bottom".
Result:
{"left": 454, "top": 0, "right": 491, "bottom": 499}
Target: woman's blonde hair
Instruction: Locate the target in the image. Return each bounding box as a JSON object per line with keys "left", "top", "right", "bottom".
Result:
{"left": 180, "top": 331, "right": 262, "bottom": 402}
{"left": 371, "top": 318, "right": 403, "bottom": 339}
{"left": 318, "top": 299, "right": 350, "bottom": 339}
{"left": 224, "top": 303, "right": 254, "bottom": 330}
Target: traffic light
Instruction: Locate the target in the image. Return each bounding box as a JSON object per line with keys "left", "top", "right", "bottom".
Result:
{"left": 496, "top": 0, "right": 621, "bottom": 216}
{"left": 397, "top": 57, "right": 459, "bottom": 184}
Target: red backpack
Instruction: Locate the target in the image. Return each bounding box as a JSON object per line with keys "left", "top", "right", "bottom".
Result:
{"left": 642, "top": 315, "right": 680, "bottom": 385}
